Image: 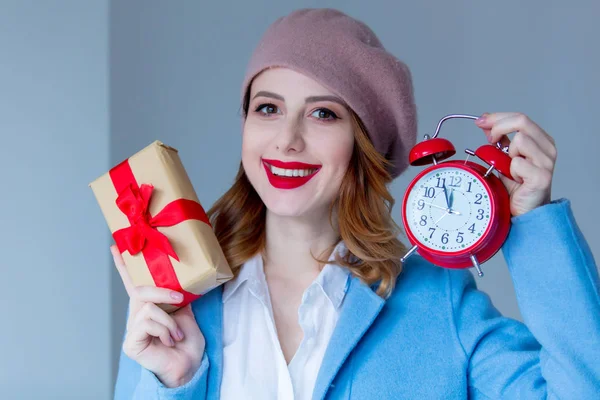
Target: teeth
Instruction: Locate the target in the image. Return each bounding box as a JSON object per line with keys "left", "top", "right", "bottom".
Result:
{"left": 269, "top": 164, "right": 317, "bottom": 177}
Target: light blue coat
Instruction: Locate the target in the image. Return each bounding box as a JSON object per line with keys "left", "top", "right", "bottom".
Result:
{"left": 114, "top": 199, "right": 600, "bottom": 399}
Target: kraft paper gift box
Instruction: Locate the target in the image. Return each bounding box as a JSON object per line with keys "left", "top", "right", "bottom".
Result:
{"left": 89, "top": 140, "right": 233, "bottom": 313}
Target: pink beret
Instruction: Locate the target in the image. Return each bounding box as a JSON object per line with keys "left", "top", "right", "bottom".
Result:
{"left": 241, "top": 8, "right": 418, "bottom": 179}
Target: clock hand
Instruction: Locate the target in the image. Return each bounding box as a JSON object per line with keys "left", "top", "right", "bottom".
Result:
{"left": 449, "top": 188, "right": 454, "bottom": 209}
{"left": 442, "top": 182, "right": 450, "bottom": 208}
{"left": 434, "top": 211, "right": 449, "bottom": 225}
{"left": 424, "top": 202, "right": 447, "bottom": 212}
{"left": 423, "top": 201, "right": 462, "bottom": 215}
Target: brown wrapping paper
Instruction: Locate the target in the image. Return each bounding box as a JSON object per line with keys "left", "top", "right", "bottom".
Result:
{"left": 89, "top": 140, "right": 233, "bottom": 313}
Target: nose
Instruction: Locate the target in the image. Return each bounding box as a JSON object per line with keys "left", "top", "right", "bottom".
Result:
{"left": 275, "top": 118, "right": 305, "bottom": 154}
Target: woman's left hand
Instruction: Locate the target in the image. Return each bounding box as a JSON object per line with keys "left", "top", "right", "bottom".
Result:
{"left": 474, "top": 112, "right": 557, "bottom": 217}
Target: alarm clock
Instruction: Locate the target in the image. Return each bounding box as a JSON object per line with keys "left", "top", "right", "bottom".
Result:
{"left": 400, "top": 114, "right": 513, "bottom": 277}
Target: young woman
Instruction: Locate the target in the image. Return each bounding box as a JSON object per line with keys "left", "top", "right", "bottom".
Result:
{"left": 112, "top": 8, "right": 599, "bottom": 399}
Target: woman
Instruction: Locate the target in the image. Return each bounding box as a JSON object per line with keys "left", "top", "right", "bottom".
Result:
{"left": 113, "top": 8, "right": 599, "bottom": 399}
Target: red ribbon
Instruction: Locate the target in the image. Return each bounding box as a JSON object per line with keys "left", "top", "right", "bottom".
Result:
{"left": 109, "top": 159, "right": 210, "bottom": 308}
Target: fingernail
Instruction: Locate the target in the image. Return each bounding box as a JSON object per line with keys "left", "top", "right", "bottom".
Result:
{"left": 168, "top": 336, "right": 175, "bottom": 346}
{"left": 171, "top": 291, "right": 183, "bottom": 301}
{"left": 475, "top": 115, "right": 487, "bottom": 124}
{"left": 176, "top": 328, "right": 185, "bottom": 341}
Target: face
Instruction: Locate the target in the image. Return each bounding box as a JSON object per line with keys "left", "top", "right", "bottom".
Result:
{"left": 242, "top": 67, "right": 355, "bottom": 219}
{"left": 404, "top": 166, "right": 493, "bottom": 252}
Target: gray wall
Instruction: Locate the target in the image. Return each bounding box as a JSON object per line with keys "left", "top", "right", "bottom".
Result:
{"left": 1, "top": 1, "right": 598, "bottom": 399}
{"left": 0, "top": 1, "right": 110, "bottom": 399}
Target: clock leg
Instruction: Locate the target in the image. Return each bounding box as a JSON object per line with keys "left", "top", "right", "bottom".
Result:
{"left": 401, "top": 245, "right": 419, "bottom": 263}
{"left": 469, "top": 254, "right": 484, "bottom": 277}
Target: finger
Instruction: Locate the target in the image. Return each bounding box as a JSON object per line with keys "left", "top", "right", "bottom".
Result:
{"left": 171, "top": 304, "right": 199, "bottom": 334}
{"left": 475, "top": 112, "right": 521, "bottom": 140}
{"left": 126, "top": 284, "right": 185, "bottom": 323}
{"left": 508, "top": 156, "right": 553, "bottom": 190}
{"left": 132, "top": 302, "right": 184, "bottom": 342}
{"left": 507, "top": 133, "right": 555, "bottom": 172}
{"left": 479, "top": 113, "right": 556, "bottom": 159}
{"left": 479, "top": 112, "right": 521, "bottom": 122}
{"left": 492, "top": 115, "right": 556, "bottom": 158}
{"left": 111, "top": 245, "right": 136, "bottom": 297}
{"left": 131, "top": 285, "right": 185, "bottom": 306}
{"left": 127, "top": 318, "right": 175, "bottom": 350}
{"left": 475, "top": 112, "right": 521, "bottom": 138}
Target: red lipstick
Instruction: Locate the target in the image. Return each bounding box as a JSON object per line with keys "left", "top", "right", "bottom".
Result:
{"left": 262, "top": 159, "right": 321, "bottom": 190}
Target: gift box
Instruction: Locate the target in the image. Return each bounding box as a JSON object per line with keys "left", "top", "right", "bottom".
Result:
{"left": 89, "top": 140, "right": 233, "bottom": 313}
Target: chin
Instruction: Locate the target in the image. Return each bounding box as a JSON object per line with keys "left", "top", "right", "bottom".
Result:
{"left": 245, "top": 163, "right": 335, "bottom": 219}
{"left": 262, "top": 196, "right": 313, "bottom": 218}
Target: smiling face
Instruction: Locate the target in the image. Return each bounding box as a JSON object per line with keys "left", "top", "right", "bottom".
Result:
{"left": 241, "top": 67, "right": 355, "bottom": 219}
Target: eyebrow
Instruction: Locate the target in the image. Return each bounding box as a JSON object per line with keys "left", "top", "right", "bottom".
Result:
{"left": 252, "top": 90, "right": 348, "bottom": 108}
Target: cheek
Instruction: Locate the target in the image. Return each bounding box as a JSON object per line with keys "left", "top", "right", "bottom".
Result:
{"left": 241, "top": 125, "right": 270, "bottom": 182}
{"left": 321, "top": 135, "right": 354, "bottom": 172}
{"left": 241, "top": 126, "right": 264, "bottom": 160}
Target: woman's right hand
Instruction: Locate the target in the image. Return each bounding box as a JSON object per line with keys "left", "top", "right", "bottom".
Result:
{"left": 111, "top": 245, "right": 206, "bottom": 388}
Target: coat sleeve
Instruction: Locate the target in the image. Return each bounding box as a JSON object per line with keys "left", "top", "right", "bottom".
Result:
{"left": 449, "top": 198, "right": 600, "bottom": 399}
{"left": 112, "top": 310, "right": 210, "bottom": 400}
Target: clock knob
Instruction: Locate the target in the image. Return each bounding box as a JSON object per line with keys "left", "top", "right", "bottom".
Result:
{"left": 474, "top": 144, "right": 514, "bottom": 180}
{"left": 409, "top": 138, "right": 456, "bottom": 166}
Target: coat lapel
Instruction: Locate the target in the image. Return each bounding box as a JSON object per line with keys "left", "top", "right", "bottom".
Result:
{"left": 312, "top": 276, "right": 385, "bottom": 400}
{"left": 192, "top": 285, "right": 224, "bottom": 399}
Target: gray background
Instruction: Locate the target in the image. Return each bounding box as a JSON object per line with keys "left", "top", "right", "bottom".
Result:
{"left": 1, "top": 0, "right": 598, "bottom": 399}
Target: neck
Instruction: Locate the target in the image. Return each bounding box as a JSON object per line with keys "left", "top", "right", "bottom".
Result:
{"left": 263, "top": 207, "right": 340, "bottom": 279}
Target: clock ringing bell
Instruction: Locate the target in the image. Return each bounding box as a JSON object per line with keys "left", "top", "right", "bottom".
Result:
{"left": 400, "top": 114, "right": 513, "bottom": 278}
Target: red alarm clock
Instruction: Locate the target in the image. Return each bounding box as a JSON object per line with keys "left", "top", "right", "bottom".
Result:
{"left": 400, "top": 114, "right": 513, "bottom": 277}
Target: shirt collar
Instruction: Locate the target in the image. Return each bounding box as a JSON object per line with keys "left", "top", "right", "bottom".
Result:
{"left": 222, "top": 240, "right": 351, "bottom": 307}
{"left": 221, "top": 251, "right": 263, "bottom": 304}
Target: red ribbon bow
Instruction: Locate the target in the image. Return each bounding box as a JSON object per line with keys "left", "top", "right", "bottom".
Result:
{"left": 109, "top": 158, "right": 211, "bottom": 308}
{"left": 113, "top": 183, "right": 181, "bottom": 261}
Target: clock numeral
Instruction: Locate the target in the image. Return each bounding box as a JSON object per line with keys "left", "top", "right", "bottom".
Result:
{"left": 420, "top": 215, "right": 428, "bottom": 226}
{"left": 468, "top": 223, "right": 475, "bottom": 233}
{"left": 476, "top": 209, "right": 484, "bottom": 220}
{"left": 428, "top": 227, "right": 436, "bottom": 239}
{"left": 441, "top": 233, "right": 449, "bottom": 244}
{"left": 456, "top": 232, "right": 464, "bottom": 243}
{"left": 417, "top": 199, "right": 425, "bottom": 210}
{"left": 449, "top": 176, "right": 462, "bottom": 188}
{"left": 474, "top": 193, "right": 483, "bottom": 205}
{"left": 467, "top": 182, "right": 473, "bottom": 193}
{"left": 423, "top": 187, "right": 435, "bottom": 198}
{"left": 435, "top": 178, "right": 446, "bottom": 188}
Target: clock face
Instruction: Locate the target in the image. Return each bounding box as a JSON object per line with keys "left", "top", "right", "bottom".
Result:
{"left": 404, "top": 166, "right": 493, "bottom": 253}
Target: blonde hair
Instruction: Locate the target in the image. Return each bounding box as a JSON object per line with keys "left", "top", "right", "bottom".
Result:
{"left": 206, "top": 98, "right": 408, "bottom": 299}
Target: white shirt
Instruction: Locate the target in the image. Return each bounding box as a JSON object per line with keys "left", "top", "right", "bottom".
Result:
{"left": 220, "top": 241, "right": 351, "bottom": 400}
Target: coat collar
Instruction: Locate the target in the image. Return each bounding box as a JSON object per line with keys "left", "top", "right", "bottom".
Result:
{"left": 192, "top": 285, "right": 224, "bottom": 398}
{"left": 311, "top": 275, "right": 385, "bottom": 400}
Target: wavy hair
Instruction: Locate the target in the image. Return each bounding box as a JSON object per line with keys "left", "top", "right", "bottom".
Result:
{"left": 206, "top": 91, "right": 408, "bottom": 299}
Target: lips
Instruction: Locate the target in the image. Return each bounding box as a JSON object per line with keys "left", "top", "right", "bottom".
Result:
{"left": 263, "top": 159, "right": 322, "bottom": 169}
{"left": 262, "top": 158, "right": 322, "bottom": 190}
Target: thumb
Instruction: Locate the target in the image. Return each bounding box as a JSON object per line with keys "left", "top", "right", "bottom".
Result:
{"left": 172, "top": 304, "right": 199, "bottom": 331}
{"left": 498, "top": 170, "right": 519, "bottom": 195}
